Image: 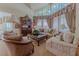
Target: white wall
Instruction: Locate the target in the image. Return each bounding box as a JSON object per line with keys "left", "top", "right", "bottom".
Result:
{"left": 0, "top": 3, "right": 34, "bottom": 18}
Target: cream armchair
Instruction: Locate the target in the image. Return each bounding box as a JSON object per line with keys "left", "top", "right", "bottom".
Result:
{"left": 46, "top": 32, "right": 79, "bottom": 56}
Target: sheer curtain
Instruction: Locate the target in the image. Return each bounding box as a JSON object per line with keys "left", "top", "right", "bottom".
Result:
{"left": 36, "top": 19, "right": 42, "bottom": 29}
{"left": 59, "top": 14, "right": 69, "bottom": 33}
{"left": 43, "top": 19, "right": 49, "bottom": 29}
{"left": 51, "top": 14, "right": 70, "bottom": 33}
{"left": 52, "top": 17, "right": 59, "bottom": 31}
{"left": 36, "top": 19, "right": 49, "bottom": 29}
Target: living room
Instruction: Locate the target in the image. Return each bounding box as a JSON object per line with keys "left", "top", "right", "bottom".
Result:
{"left": 0, "top": 3, "right": 79, "bottom": 56}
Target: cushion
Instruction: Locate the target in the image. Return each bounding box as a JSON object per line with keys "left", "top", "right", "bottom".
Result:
{"left": 60, "top": 33, "right": 64, "bottom": 41}
{"left": 63, "top": 31, "right": 74, "bottom": 43}
{"left": 3, "top": 29, "right": 22, "bottom": 41}
{"left": 51, "top": 35, "right": 60, "bottom": 41}
{"left": 73, "top": 37, "right": 79, "bottom": 45}
{"left": 53, "top": 29, "right": 59, "bottom": 35}
{"left": 55, "top": 35, "right": 61, "bottom": 41}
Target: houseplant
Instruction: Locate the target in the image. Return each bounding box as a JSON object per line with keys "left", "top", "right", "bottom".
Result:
{"left": 32, "top": 29, "right": 40, "bottom": 36}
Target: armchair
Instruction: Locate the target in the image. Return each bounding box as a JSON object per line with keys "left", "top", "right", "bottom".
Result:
{"left": 4, "top": 36, "right": 34, "bottom": 56}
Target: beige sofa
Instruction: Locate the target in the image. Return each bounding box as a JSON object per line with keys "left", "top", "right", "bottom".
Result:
{"left": 46, "top": 32, "right": 79, "bottom": 56}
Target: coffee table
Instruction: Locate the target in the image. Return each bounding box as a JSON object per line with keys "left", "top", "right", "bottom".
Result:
{"left": 31, "top": 34, "right": 48, "bottom": 46}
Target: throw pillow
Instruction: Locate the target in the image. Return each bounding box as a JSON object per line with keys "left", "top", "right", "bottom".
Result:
{"left": 63, "top": 31, "right": 74, "bottom": 43}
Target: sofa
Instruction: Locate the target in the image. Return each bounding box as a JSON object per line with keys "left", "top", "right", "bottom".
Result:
{"left": 46, "top": 31, "right": 79, "bottom": 56}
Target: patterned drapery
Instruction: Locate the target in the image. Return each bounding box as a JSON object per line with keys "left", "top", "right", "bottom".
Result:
{"left": 65, "top": 4, "right": 76, "bottom": 33}
{"left": 33, "top": 3, "right": 76, "bottom": 33}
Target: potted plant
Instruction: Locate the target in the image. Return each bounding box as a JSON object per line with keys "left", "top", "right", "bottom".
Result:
{"left": 32, "top": 29, "right": 40, "bottom": 36}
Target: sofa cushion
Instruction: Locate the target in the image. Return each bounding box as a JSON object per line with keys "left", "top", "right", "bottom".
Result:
{"left": 63, "top": 31, "right": 74, "bottom": 43}
{"left": 51, "top": 35, "right": 60, "bottom": 41}
{"left": 60, "top": 33, "right": 64, "bottom": 41}
{"left": 55, "top": 35, "right": 61, "bottom": 41}
{"left": 73, "top": 37, "right": 79, "bottom": 45}
{"left": 3, "top": 29, "right": 22, "bottom": 41}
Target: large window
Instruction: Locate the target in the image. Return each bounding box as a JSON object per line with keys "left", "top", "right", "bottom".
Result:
{"left": 3, "top": 22, "right": 14, "bottom": 31}
{"left": 35, "top": 3, "right": 70, "bottom": 16}
{"left": 34, "top": 3, "right": 71, "bottom": 33}
{"left": 36, "top": 19, "right": 49, "bottom": 29}
{"left": 52, "top": 14, "right": 69, "bottom": 33}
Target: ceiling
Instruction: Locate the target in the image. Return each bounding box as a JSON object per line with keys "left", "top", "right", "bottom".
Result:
{"left": 25, "top": 3, "right": 48, "bottom": 11}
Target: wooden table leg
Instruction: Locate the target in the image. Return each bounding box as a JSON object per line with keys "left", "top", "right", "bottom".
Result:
{"left": 37, "top": 41, "right": 40, "bottom": 46}
{"left": 46, "top": 36, "right": 47, "bottom": 40}
{"left": 32, "top": 44, "right": 34, "bottom": 53}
